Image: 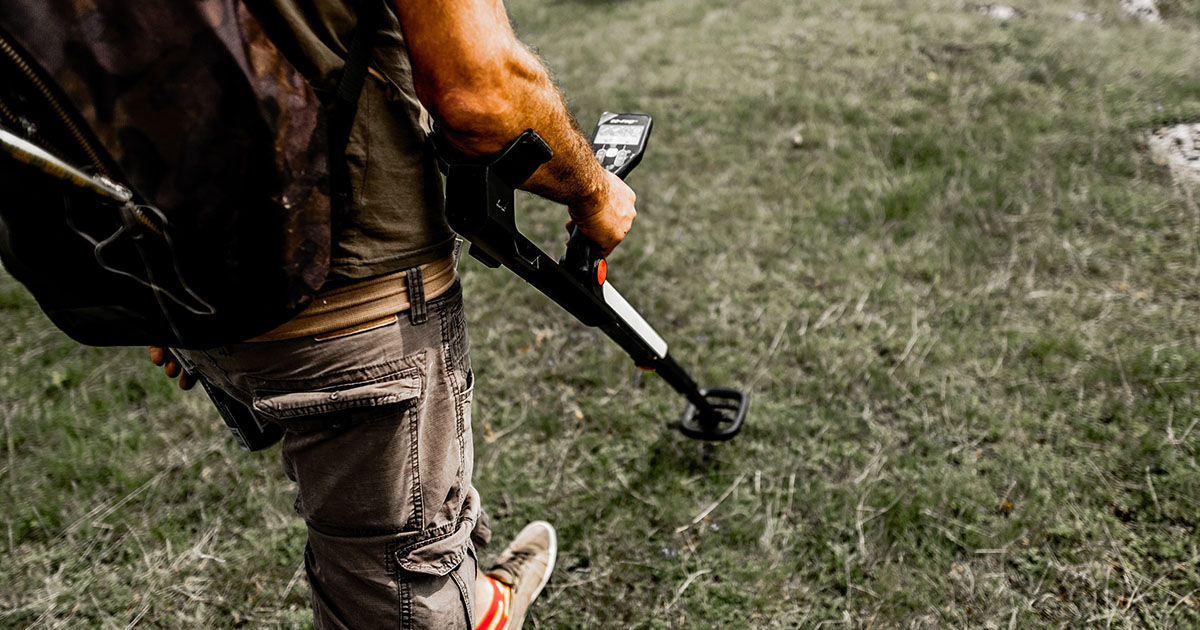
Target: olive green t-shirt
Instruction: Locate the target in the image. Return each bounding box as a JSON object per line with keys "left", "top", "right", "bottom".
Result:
{"left": 250, "top": 0, "right": 455, "bottom": 286}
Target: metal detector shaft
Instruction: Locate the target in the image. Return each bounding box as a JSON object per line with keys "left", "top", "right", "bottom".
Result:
{"left": 438, "top": 127, "right": 746, "bottom": 441}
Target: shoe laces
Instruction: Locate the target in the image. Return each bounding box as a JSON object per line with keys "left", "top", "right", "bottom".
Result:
{"left": 497, "top": 550, "right": 534, "bottom": 576}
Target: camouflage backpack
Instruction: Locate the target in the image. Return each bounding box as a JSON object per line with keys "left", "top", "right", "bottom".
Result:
{"left": 0, "top": 0, "right": 377, "bottom": 349}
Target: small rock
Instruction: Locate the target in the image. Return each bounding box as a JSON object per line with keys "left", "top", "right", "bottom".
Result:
{"left": 1120, "top": 0, "right": 1161, "bottom": 22}
{"left": 977, "top": 4, "right": 1020, "bottom": 20}
{"left": 1148, "top": 124, "right": 1200, "bottom": 186}
{"left": 790, "top": 123, "right": 805, "bottom": 147}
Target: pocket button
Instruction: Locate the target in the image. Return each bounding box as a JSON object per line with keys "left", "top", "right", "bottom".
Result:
{"left": 329, "top": 391, "right": 340, "bottom": 401}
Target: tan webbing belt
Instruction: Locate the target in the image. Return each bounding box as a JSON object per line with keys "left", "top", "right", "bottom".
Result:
{"left": 248, "top": 255, "right": 457, "bottom": 342}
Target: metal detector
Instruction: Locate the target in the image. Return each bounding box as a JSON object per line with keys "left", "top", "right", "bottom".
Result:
{"left": 437, "top": 113, "right": 748, "bottom": 441}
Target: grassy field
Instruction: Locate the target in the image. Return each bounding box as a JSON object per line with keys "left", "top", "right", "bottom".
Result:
{"left": 4, "top": 0, "right": 1200, "bottom": 627}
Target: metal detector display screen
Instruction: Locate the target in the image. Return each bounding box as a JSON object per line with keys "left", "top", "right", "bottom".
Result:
{"left": 594, "top": 124, "right": 645, "bottom": 146}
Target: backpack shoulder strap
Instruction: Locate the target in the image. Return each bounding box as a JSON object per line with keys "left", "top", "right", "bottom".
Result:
{"left": 331, "top": 0, "right": 381, "bottom": 124}
{"left": 328, "top": 0, "right": 384, "bottom": 210}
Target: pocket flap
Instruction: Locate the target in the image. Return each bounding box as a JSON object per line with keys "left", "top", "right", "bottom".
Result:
{"left": 252, "top": 373, "right": 421, "bottom": 419}
{"left": 393, "top": 519, "right": 475, "bottom": 576}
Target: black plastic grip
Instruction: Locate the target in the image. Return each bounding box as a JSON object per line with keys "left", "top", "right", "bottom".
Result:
{"left": 562, "top": 226, "right": 604, "bottom": 289}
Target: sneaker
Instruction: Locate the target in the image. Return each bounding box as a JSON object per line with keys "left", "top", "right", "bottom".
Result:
{"left": 485, "top": 521, "right": 557, "bottom": 630}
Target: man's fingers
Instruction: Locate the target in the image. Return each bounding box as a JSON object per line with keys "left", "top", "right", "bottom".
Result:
{"left": 566, "top": 173, "right": 636, "bottom": 258}
{"left": 149, "top": 346, "right": 196, "bottom": 390}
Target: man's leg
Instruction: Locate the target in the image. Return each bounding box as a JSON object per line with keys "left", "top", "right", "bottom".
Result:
{"left": 179, "top": 284, "right": 483, "bottom": 628}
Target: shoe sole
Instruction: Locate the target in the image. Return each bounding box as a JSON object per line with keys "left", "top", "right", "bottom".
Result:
{"left": 525, "top": 520, "right": 557, "bottom": 604}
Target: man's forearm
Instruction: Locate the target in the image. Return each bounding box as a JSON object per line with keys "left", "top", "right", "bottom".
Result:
{"left": 429, "top": 42, "right": 609, "bottom": 214}
{"left": 393, "top": 0, "right": 636, "bottom": 254}
{"left": 504, "top": 45, "right": 608, "bottom": 211}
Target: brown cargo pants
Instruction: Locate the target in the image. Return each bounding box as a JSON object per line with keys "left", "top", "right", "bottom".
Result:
{"left": 176, "top": 282, "right": 489, "bottom": 629}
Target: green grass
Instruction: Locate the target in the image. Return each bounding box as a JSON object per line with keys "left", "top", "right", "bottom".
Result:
{"left": 4, "top": 0, "right": 1200, "bottom": 627}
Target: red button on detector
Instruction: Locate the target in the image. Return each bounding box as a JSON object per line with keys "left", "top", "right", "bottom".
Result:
{"left": 595, "top": 259, "right": 607, "bottom": 285}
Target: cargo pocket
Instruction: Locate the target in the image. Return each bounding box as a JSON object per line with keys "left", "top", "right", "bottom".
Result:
{"left": 390, "top": 519, "right": 478, "bottom": 629}
{"left": 250, "top": 363, "right": 423, "bottom": 430}
{"left": 394, "top": 544, "right": 477, "bottom": 630}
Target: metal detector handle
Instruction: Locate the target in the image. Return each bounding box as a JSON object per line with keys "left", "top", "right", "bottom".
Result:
{"left": 560, "top": 138, "right": 643, "bottom": 287}
{"left": 562, "top": 226, "right": 606, "bottom": 291}
{"left": 437, "top": 121, "right": 749, "bottom": 442}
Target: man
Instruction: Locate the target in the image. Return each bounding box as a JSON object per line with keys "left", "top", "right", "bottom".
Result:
{"left": 150, "top": 0, "right": 637, "bottom": 627}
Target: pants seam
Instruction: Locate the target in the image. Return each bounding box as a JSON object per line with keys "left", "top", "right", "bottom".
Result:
{"left": 449, "top": 563, "right": 474, "bottom": 629}
{"left": 440, "top": 299, "right": 469, "bottom": 510}
{"left": 406, "top": 393, "right": 424, "bottom": 531}
{"left": 398, "top": 573, "right": 413, "bottom": 630}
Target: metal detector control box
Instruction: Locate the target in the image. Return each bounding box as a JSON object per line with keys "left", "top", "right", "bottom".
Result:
{"left": 591, "top": 112, "right": 652, "bottom": 177}
{"left": 436, "top": 114, "right": 748, "bottom": 441}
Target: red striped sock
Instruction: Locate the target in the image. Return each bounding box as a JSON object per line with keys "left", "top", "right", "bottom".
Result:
{"left": 475, "top": 575, "right": 511, "bottom": 630}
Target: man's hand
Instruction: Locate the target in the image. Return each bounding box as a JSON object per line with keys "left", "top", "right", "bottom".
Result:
{"left": 565, "top": 170, "right": 637, "bottom": 258}
{"left": 148, "top": 346, "right": 196, "bottom": 390}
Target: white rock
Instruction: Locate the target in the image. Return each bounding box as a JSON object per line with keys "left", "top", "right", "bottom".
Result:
{"left": 978, "top": 4, "right": 1018, "bottom": 20}
{"left": 1120, "top": 0, "right": 1161, "bottom": 22}
{"left": 1067, "top": 11, "right": 1100, "bottom": 22}
{"left": 1148, "top": 124, "right": 1200, "bottom": 186}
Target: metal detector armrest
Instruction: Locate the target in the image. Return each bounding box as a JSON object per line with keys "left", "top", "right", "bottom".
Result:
{"left": 436, "top": 129, "right": 616, "bottom": 328}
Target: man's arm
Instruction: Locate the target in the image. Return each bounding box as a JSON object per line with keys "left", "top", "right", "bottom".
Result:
{"left": 390, "top": 0, "right": 636, "bottom": 257}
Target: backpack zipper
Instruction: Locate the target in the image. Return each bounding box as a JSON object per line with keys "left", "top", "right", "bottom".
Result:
{"left": 0, "top": 94, "right": 19, "bottom": 129}
{"left": 0, "top": 29, "right": 109, "bottom": 176}
{"left": 0, "top": 30, "right": 166, "bottom": 237}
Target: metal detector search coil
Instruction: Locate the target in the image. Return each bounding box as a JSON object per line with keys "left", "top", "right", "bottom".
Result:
{"left": 436, "top": 114, "right": 749, "bottom": 441}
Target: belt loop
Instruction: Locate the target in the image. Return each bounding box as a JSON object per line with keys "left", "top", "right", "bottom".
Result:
{"left": 406, "top": 266, "right": 427, "bottom": 325}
